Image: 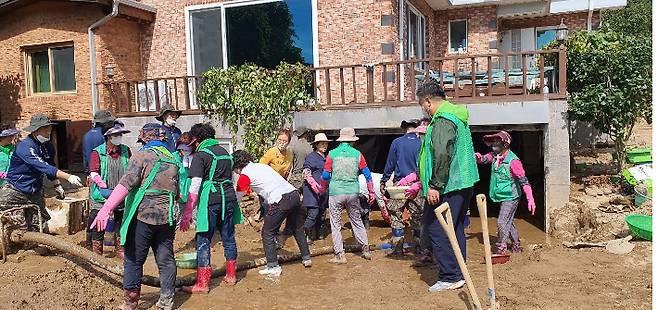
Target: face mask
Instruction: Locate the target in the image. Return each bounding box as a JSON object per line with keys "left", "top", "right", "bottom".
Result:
{"left": 166, "top": 118, "right": 176, "bottom": 127}
{"left": 36, "top": 135, "right": 49, "bottom": 143}
{"left": 110, "top": 136, "right": 123, "bottom": 146}
{"left": 492, "top": 144, "right": 503, "bottom": 154}
{"left": 276, "top": 142, "right": 288, "bottom": 151}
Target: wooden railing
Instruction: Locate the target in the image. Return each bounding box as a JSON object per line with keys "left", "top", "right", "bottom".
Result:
{"left": 98, "top": 48, "right": 567, "bottom": 116}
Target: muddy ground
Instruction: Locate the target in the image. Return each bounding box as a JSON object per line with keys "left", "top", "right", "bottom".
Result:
{"left": 0, "top": 123, "right": 652, "bottom": 309}
{"left": 0, "top": 207, "right": 651, "bottom": 310}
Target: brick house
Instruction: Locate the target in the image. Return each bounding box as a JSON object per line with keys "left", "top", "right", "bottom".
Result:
{"left": 0, "top": 0, "right": 626, "bottom": 227}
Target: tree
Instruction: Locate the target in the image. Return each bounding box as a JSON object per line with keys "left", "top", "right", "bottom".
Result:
{"left": 600, "top": 0, "right": 652, "bottom": 38}
{"left": 562, "top": 29, "right": 651, "bottom": 172}
{"left": 197, "top": 63, "right": 312, "bottom": 158}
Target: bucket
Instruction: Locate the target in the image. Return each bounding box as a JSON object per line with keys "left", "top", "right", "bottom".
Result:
{"left": 175, "top": 252, "right": 197, "bottom": 269}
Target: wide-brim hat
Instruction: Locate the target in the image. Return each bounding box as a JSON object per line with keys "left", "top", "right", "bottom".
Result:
{"left": 483, "top": 131, "right": 512, "bottom": 147}
{"left": 336, "top": 127, "right": 359, "bottom": 142}
{"left": 155, "top": 103, "right": 182, "bottom": 122}
{"left": 93, "top": 109, "right": 116, "bottom": 124}
{"left": 312, "top": 133, "right": 332, "bottom": 144}
{"left": 23, "top": 114, "right": 55, "bottom": 133}
{"left": 0, "top": 128, "right": 19, "bottom": 138}
{"left": 293, "top": 126, "right": 311, "bottom": 137}
{"left": 104, "top": 123, "right": 131, "bottom": 136}
{"left": 400, "top": 119, "right": 419, "bottom": 129}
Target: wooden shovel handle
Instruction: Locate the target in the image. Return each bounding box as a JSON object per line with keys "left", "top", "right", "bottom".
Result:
{"left": 476, "top": 194, "right": 497, "bottom": 309}
{"left": 434, "top": 203, "right": 482, "bottom": 310}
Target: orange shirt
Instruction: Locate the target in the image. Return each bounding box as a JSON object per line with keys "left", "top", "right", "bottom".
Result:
{"left": 259, "top": 146, "right": 293, "bottom": 179}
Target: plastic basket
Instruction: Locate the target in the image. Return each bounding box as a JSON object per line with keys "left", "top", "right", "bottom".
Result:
{"left": 625, "top": 214, "right": 652, "bottom": 241}
{"left": 175, "top": 252, "right": 197, "bottom": 269}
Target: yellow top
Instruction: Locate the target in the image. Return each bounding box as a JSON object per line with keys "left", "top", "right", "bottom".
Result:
{"left": 259, "top": 146, "right": 293, "bottom": 178}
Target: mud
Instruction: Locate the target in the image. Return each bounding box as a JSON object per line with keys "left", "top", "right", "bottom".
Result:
{"left": 0, "top": 208, "right": 651, "bottom": 310}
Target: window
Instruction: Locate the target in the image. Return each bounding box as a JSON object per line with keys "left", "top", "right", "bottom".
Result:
{"left": 26, "top": 45, "right": 76, "bottom": 94}
{"left": 510, "top": 29, "right": 522, "bottom": 69}
{"left": 536, "top": 28, "right": 557, "bottom": 50}
{"left": 187, "top": 0, "right": 314, "bottom": 75}
{"left": 449, "top": 20, "right": 467, "bottom": 53}
{"left": 407, "top": 4, "right": 426, "bottom": 64}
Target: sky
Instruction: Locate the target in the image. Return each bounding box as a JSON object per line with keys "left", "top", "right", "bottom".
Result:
{"left": 285, "top": 0, "right": 314, "bottom": 64}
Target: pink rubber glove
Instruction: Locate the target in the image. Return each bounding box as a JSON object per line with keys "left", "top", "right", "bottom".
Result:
{"left": 396, "top": 172, "right": 418, "bottom": 186}
{"left": 180, "top": 193, "right": 199, "bottom": 232}
{"left": 366, "top": 181, "right": 376, "bottom": 205}
{"left": 474, "top": 152, "right": 483, "bottom": 164}
{"left": 306, "top": 176, "right": 322, "bottom": 194}
{"left": 319, "top": 179, "right": 328, "bottom": 194}
{"left": 0, "top": 172, "right": 6, "bottom": 179}
{"left": 405, "top": 182, "right": 421, "bottom": 199}
{"left": 90, "top": 184, "right": 129, "bottom": 231}
{"left": 91, "top": 174, "right": 107, "bottom": 188}
{"left": 523, "top": 184, "right": 536, "bottom": 215}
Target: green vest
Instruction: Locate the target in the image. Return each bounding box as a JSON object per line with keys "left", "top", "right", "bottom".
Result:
{"left": 0, "top": 145, "right": 14, "bottom": 186}
{"left": 90, "top": 143, "right": 129, "bottom": 203}
{"left": 174, "top": 152, "right": 191, "bottom": 204}
{"left": 419, "top": 101, "right": 479, "bottom": 196}
{"left": 327, "top": 143, "right": 361, "bottom": 196}
{"left": 438, "top": 112, "right": 480, "bottom": 194}
{"left": 119, "top": 146, "right": 181, "bottom": 245}
{"left": 489, "top": 151, "right": 521, "bottom": 202}
{"left": 195, "top": 139, "right": 244, "bottom": 233}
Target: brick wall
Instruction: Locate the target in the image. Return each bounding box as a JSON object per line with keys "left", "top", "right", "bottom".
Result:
{"left": 0, "top": 1, "right": 144, "bottom": 128}
{"left": 499, "top": 11, "right": 601, "bottom": 32}
{"left": 432, "top": 5, "right": 499, "bottom": 59}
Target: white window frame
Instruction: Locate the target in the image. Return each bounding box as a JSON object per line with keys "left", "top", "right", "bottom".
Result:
{"left": 535, "top": 26, "right": 558, "bottom": 50}
{"left": 185, "top": 0, "right": 319, "bottom": 76}
{"left": 406, "top": 2, "right": 426, "bottom": 65}
{"left": 24, "top": 43, "right": 77, "bottom": 96}
{"left": 448, "top": 19, "right": 468, "bottom": 54}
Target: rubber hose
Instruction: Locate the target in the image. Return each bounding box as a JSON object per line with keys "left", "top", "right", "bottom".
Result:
{"left": 8, "top": 230, "right": 373, "bottom": 288}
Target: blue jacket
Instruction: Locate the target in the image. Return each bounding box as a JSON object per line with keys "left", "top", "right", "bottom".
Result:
{"left": 82, "top": 126, "right": 105, "bottom": 174}
{"left": 382, "top": 133, "right": 421, "bottom": 183}
{"left": 163, "top": 125, "right": 182, "bottom": 153}
{"left": 6, "top": 136, "right": 58, "bottom": 194}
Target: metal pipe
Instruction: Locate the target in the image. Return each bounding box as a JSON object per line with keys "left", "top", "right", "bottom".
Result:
{"left": 88, "top": 0, "right": 120, "bottom": 116}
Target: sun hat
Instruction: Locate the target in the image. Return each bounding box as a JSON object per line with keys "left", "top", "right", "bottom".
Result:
{"left": 23, "top": 114, "right": 55, "bottom": 133}
{"left": 483, "top": 130, "right": 512, "bottom": 147}
{"left": 311, "top": 133, "right": 332, "bottom": 144}
{"left": 104, "top": 123, "right": 131, "bottom": 136}
{"left": 336, "top": 127, "right": 359, "bottom": 142}
{"left": 155, "top": 103, "right": 182, "bottom": 122}
{"left": 93, "top": 109, "right": 116, "bottom": 124}
{"left": 0, "top": 128, "right": 19, "bottom": 137}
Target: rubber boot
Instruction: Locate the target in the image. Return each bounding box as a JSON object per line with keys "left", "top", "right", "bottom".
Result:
{"left": 495, "top": 242, "right": 509, "bottom": 255}
{"left": 114, "top": 233, "right": 124, "bottom": 260}
{"left": 361, "top": 244, "right": 372, "bottom": 260}
{"left": 92, "top": 240, "right": 103, "bottom": 256}
{"left": 327, "top": 251, "right": 347, "bottom": 264}
{"left": 155, "top": 292, "right": 174, "bottom": 310}
{"left": 123, "top": 288, "right": 140, "bottom": 310}
{"left": 511, "top": 242, "right": 522, "bottom": 253}
{"left": 182, "top": 266, "right": 212, "bottom": 294}
{"left": 223, "top": 260, "right": 237, "bottom": 285}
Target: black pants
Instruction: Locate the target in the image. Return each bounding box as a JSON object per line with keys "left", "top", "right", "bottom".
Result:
{"left": 87, "top": 209, "right": 124, "bottom": 241}
{"left": 262, "top": 191, "right": 311, "bottom": 267}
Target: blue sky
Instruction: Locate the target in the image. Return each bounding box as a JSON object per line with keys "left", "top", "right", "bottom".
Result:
{"left": 285, "top": 0, "right": 314, "bottom": 64}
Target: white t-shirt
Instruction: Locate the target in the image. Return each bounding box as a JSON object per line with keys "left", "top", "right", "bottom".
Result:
{"left": 239, "top": 162, "right": 296, "bottom": 205}
{"left": 359, "top": 173, "right": 385, "bottom": 208}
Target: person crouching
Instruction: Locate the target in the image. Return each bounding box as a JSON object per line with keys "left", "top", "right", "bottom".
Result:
{"left": 233, "top": 150, "right": 311, "bottom": 277}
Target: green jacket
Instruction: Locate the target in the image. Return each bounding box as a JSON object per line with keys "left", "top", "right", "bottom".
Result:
{"left": 419, "top": 101, "right": 479, "bottom": 195}
{"left": 0, "top": 145, "right": 14, "bottom": 186}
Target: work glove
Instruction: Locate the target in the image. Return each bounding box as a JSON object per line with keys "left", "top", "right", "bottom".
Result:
{"left": 68, "top": 175, "right": 83, "bottom": 187}
{"left": 474, "top": 152, "right": 482, "bottom": 163}
{"left": 90, "top": 173, "right": 107, "bottom": 188}
{"left": 54, "top": 184, "right": 65, "bottom": 200}
{"left": 319, "top": 179, "right": 328, "bottom": 194}
{"left": 405, "top": 182, "right": 421, "bottom": 199}
{"left": 379, "top": 203, "right": 391, "bottom": 225}
{"left": 523, "top": 184, "right": 536, "bottom": 216}
{"left": 90, "top": 184, "right": 129, "bottom": 231}
{"left": 366, "top": 181, "right": 376, "bottom": 205}
{"left": 180, "top": 193, "right": 199, "bottom": 232}
{"left": 305, "top": 176, "right": 322, "bottom": 195}
{"left": 0, "top": 172, "right": 6, "bottom": 180}
{"left": 396, "top": 172, "right": 418, "bottom": 186}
